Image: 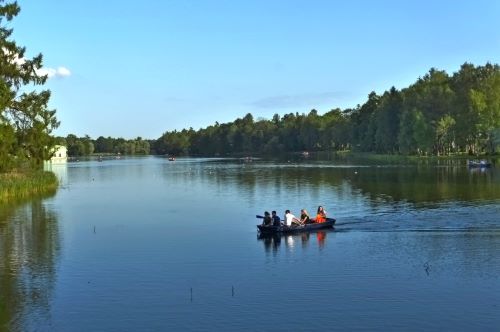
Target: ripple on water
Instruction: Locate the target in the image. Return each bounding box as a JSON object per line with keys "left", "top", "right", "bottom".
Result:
{"left": 334, "top": 199, "right": 500, "bottom": 233}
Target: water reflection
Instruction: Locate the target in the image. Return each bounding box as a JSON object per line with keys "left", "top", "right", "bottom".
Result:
{"left": 180, "top": 160, "right": 500, "bottom": 206}
{"left": 258, "top": 230, "right": 333, "bottom": 254}
{"left": 346, "top": 165, "right": 500, "bottom": 204}
{"left": 0, "top": 199, "right": 60, "bottom": 331}
{"left": 44, "top": 163, "right": 68, "bottom": 188}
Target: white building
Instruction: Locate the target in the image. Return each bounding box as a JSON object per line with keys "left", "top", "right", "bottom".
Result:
{"left": 50, "top": 145, "right": 68, "bottom": 163}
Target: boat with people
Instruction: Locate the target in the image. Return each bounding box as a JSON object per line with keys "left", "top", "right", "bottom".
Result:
{"left": 257, "top": 217, "right": 336, "bottom": 234}
{"left": 468, "top": 160, "right": 492, "bottom": 168}
{"left": 240, "top": 156, "right": 253, "bottom": 162}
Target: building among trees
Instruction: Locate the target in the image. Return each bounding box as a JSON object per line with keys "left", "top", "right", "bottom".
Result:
{"left": 48, "top": 145, "right": 67, "bottom": 164}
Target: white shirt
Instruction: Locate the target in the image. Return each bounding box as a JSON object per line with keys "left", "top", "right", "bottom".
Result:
{"left": 285, "top": 213, "right": 297, "bottom": 226}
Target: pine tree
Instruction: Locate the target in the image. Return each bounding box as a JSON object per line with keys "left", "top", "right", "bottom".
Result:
{"left": 0, "top": 1, "right": 59, "bottom": 170}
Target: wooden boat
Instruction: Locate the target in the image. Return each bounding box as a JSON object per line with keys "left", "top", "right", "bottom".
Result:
{"left": 468, "top": 160, "right": 491, "bottom": 168}
{"left": 257, "top": 218, "right": 336, "bottom": 234}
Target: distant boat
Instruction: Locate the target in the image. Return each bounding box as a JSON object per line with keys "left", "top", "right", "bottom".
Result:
{"left": 240, "top": 156, "right": 253, "bottom": 162}
{"left": 257, "top": 218, "right": 336, "bottom": 234}
{"left": 168, "top": 157, "right": 176, "bottom": 161}
{"left": 468, "top": 160, "right": 492, "bottom": 168}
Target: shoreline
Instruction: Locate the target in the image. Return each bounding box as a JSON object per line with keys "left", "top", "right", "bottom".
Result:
{"left": 150, "top": 151, "right": 500, "bottom": 163}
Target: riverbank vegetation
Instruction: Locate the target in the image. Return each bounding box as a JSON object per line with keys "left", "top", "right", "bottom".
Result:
{"left": 0, "top": 171, "right": 58, "bottom": 203}
{"left": 1, "top": 2, "right": 60, "bottom": 199}
{"left": 153, "top": 63, "right": 500, "bottom": 157}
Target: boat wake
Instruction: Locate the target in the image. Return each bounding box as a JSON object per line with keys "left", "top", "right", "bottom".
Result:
{"left": 333, "top": 201, "right": 500, "bottom": 233}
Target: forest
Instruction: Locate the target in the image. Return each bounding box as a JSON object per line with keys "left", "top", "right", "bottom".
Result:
{"left": 154, "top": 63, "right": 500, "bottom": 157}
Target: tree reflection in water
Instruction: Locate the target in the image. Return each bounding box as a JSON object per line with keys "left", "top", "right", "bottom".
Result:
{"left": 195, "top": 160, "right": 500, "bottom": 205}
{"left": 0, "top": 199, "right": 60, "bottom": 331}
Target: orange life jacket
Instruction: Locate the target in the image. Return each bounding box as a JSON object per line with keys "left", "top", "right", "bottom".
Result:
{"left": 316, "top": 213, "right": 326, "bottom": 223}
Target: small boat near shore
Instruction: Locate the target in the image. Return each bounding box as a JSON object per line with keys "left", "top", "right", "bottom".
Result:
{"left": 257, "top": 218, "right": 336, "bottom": 234}
{"left": 468, "top": 160, "right": 491, "bottom": 168}
{"left": 240, "top": 156, "right": 253, "bottom": 162}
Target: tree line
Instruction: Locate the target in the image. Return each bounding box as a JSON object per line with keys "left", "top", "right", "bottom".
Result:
{"left": 0, "top": 1, "right": 59, "bottom": 172}
{"left": 154, "top": 63, "right": 500, "bottom": 157}
{"left": 57, "top": 135, "right": 151, "bottom": 157}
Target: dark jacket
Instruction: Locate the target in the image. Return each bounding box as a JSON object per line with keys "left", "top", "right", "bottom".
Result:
{"left": 272, "top": 215, "right": 281, "bottom": 226}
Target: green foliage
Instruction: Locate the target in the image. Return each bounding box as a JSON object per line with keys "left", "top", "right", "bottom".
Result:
{"left": 491, "top": 128, "right": 500, "bottom": 154}
{"left": 436, "top": 115, "right": 456, "bottom": 155}
{"left": 65, "top": 134, "right": 94, "bottom": 156}
{"left": 374, "top": 87, "right": 402, "bottom": 153}
{"left": 412, "top": 110, "right": 433, "bottom": 155}
{"left": 351, "top": 92, "right": 380, "bottom": 151}
{"left": 0, "top": 122, "right": 15, "bottom": 171}
{"left": 0, "top": 1, "right": 59, "bottom": 171}
{"left": 62, "top": 135, "right": 150, "bottom": 156}
{"left": 9, "top": 91, "right": 60, "bottom": 166}
{"left": 398, "top": 110, "right": 417, "bottom": 155}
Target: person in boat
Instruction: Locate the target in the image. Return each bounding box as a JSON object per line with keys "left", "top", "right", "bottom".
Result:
{"left": 315, "top": 206, "right": 327, "bottom": 223}
{"left": 300, "top": 209, "right": 313, "bottom": 224}
{"left": 261, "top": 211, "right": 272, "bottom": 226}
{"left": 271, "top": 211, "right": 281, "bottom": 226}
{"left": 284, "top": 210, "right": 301, "bottom": 227}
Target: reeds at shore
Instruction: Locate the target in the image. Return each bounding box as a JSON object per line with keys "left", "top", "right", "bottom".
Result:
{"left": 0, "top": 171, "right": 58, "bottom": 203}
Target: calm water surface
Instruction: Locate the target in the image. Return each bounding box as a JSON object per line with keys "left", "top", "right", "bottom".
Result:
{"left": 1, "top": 157, "right": 499, "bottom": 331}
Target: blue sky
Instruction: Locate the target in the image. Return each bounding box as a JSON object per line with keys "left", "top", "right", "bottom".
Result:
{"left": 12, "top": 0, "right": 500, "bottom": 139}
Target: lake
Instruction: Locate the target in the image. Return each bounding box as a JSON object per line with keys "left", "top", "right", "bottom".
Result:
{"left": 1, "top": 156, "right": 499, "bottom": 331}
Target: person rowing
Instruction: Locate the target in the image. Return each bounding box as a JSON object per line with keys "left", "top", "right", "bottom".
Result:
{"left": 271, "top": 211, "right": 281, "bottom": 226}
{"left": 300, "top": 209, "right": 313, "bottom": 224}
{"left": 284, "top": 210, "right": 301, "bottom": 227}
{"left": 261, "top": 211, "right": 272, "bottom": 226}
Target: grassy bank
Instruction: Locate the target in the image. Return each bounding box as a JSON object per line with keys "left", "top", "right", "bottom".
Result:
{"left": 0, "top": 171, "right": 59, "bottom": 204}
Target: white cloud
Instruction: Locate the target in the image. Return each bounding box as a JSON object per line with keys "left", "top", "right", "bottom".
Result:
{"left": 36, "top": 67, "right": 56, "bottom": 77}
{"left": 56, "top": 66, "right": 71, "bottom": 77}
{"left": 1, "top": 48, "right": 71, "bottom": 79}
{"left": 36, "top": 66, "right": 71, "bottom": 78}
